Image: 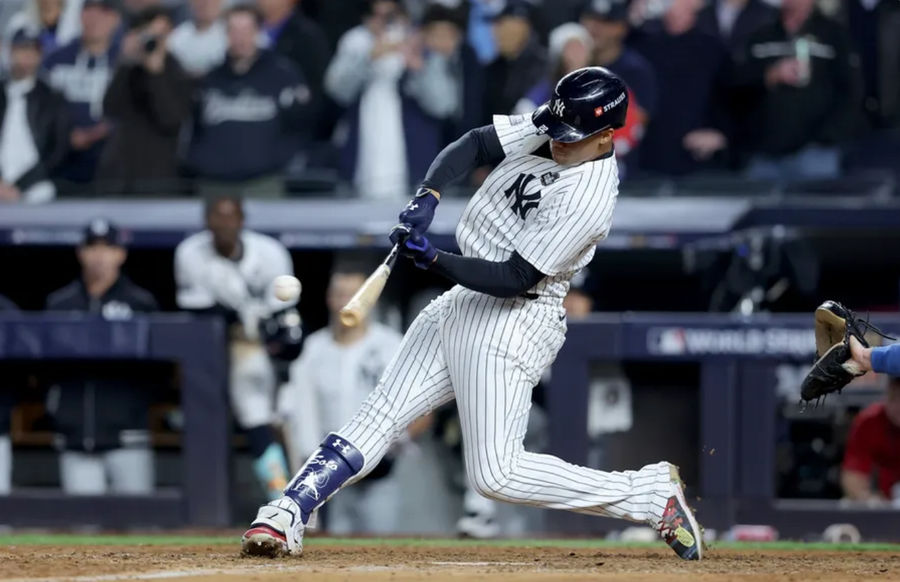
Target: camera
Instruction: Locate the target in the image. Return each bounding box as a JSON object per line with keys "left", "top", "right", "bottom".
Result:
{"left": 141, "top": 33, "right": 158, "bottom": 53}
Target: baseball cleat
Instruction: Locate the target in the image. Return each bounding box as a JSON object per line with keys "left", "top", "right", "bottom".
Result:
{"left": 241, "top": 497, "right": 304, "bottom": 558}
{"left": 656, "top": 464, "right": 704, "bottom": 561}
{"left": 457, "top": 513, "right": 501, "bottom": 539}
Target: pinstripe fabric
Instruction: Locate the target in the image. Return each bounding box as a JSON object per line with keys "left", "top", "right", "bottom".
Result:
{"left": 443, "top": 288, "right": 670, "bottom": 523}
{"left": 337, "top": 296, "right": 456, "bottom": 483}
{"left": 333, "top": 288, "right": 671, "bottom": 524}
{"left": 287, "top": 114, "right": 671, "bottom": 527}
{"left": 456, "top": 115, "right": 618, "bottom": 300}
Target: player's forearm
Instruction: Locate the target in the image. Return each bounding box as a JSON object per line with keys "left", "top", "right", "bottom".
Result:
{"left": 870, "top": 344, "right": 900, "bottom": 376}
{"left": 840, "top": 469, "right": 881, "bottom": 501}
{"left": 420, "top": 125, "right": 504, "bottom": 192}
{"left": 430, "top": 251, "right": 545, "bottom": 298}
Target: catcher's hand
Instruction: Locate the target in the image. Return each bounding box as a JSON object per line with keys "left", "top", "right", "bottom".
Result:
{"left": 800, "top": 300, "right": 893, "bottom": 402}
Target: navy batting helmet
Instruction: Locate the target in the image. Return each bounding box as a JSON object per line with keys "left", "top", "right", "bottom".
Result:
{"left": 532, "top": 67, "right": 628, "bottom": 143}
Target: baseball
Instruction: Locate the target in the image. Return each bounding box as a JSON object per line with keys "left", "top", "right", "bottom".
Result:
{"left": 273, "top": 275, "right": 302, "bottom": 301}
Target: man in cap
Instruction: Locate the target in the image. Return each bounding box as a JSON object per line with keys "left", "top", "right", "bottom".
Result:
{"left": 0, "top": 26, "right": 69, "bottom": 203}
{"left": 43, "top": 0, "right": 121, "bottom": 190}
{"left": 45, "top": 219, "right": 159, "bottom": 494}
{"left": 485, "top": 0, "right": 547, "bottom": 120}
{"left": 580, "top": 0, "right": 658, "bottom": 120}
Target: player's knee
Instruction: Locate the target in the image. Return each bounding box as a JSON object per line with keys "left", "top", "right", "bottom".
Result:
{"left": 467, "top": 466, "right": 514, "bottom": 502}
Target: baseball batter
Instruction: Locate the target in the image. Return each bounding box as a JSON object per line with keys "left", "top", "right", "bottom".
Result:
{"left": 242, "top": 67, "right": 703, "bottom": 560}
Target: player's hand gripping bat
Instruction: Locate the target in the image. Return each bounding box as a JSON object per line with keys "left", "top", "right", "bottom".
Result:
{"left": 339, "top": 244, "right": 399, "bottom": 327}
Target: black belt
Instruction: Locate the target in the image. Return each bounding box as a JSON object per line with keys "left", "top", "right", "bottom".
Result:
{"left": 520, "top": 292, "right": 539, "bottom": 300}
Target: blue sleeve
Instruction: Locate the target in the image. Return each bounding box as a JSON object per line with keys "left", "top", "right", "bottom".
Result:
{"left": 870, "top": 344, "right": 900, "bottom": 376}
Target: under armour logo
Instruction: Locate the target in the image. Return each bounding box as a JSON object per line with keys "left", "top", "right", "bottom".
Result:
{"left": 504, "top": 173, "right": 541, "bottom": 220}
{"left": 332, "top": 438, "right": 352, "bottom": 456}
{"left": 409, "top": 203, "right": 419, "bottom": 210}
{"left": 551, "top": 99, "right": 565, "bottom": 116}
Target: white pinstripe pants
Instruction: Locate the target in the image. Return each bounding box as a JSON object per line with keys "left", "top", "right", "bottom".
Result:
{"left": 337, "top": 287, "right": 672, "bottom": 525}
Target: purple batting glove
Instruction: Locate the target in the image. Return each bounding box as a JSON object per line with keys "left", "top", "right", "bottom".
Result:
{"left": 397, "top": 227, "right": 437, "bottom": 269}
{"left": 398, "top": 187, "right": 440, "bottom": 234}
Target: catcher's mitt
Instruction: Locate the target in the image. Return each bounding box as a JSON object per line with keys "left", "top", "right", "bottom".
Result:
{"left": 800, "top": 300, "right": 893, "bottom": 402}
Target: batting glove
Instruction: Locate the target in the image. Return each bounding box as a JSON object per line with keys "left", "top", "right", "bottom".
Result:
{"left": 390, "top": 224, "right": 437, "bottom": 270}
{"left": 398, "top": 186, "right": 440, "bottom": 234}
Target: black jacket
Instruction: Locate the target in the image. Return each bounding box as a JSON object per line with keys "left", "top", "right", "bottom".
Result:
{"left": 846, "top": 0, "right": 900, "bottom": 128}
{"left": 184, "top": 50, "right": 312, "bottom": 181}
{"left": 98, "top": 55, "right": 194, "bottom": 192}
{"left": 0, "top": 294, "right": 17, "bottom": 435}
{"left": 697, "top": 0, "right": 778, "bottom": 57}
{"left": 0, "top": 77, "right": 69, "bottom": 191}
{"left": 272, "top": 11, "right": 332, "bottom": 116}
{"left": 45, "top": 276, "right": 159, "bottom": 451}
{"left": 485, "top": 37, "right": 548, "bottom": 122}
{"left": 633, "top": 28, "right": 732, "bottom": 175}
{"left": 732, "top": 10, "right": 863, "bottom": 157}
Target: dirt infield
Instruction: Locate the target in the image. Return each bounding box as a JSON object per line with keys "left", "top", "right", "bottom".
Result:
{"left": 1, "top": 541, "right": 899, "bottom": 582}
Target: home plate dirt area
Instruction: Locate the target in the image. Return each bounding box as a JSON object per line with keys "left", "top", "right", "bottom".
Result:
{"left": 0, "top": 536, "right": 899, "bottom": 582}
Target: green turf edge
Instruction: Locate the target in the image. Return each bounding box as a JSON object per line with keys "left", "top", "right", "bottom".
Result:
{"left": 0, "top": 535, "right": 898, "bottom": 552}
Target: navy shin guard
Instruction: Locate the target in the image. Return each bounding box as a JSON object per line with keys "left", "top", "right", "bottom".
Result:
{"left": 283, "top": 433, "right": 365, "bottom": 524}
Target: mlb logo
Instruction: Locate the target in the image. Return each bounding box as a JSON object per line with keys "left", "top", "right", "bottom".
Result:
{"left": 594, "top": 106, "right": 604, "bottom": 117}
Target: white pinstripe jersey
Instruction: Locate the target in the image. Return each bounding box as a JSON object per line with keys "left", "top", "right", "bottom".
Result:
{"left": 456, "top": 114, "right": 619, "bottom": 300}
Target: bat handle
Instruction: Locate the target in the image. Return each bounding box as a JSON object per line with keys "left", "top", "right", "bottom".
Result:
{"left": 384, "top": 243, "right": 400, "bottom": 270}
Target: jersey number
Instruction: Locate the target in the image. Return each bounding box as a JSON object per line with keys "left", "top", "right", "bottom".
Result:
{"left": 504, "top": 173, "right": 541, "bottom": 219}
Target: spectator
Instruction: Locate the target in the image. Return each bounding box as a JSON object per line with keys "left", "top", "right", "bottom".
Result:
{"left": 324, "top": 0, "right": 459, "bottom": 199}
{"left": 467, "top": 0, "right": 499, "bottom": 65}
{"left": 4, "top": 0, "right": 83, "bottom": 59}
{"left": 841, "top": 378, "right": 900, "bottom": 505}
{"left": 734, "top": 0, "right": 861, "bottom": 181}
{"left": 580, "top": 0, "right": 658, "bottom": 119}
{"left": 420, "top": 4, "right": 484, "bottom": 148}
{"left": 484, "top": 0, "right": 547, "bottom": 120}
{"left": 175, "top": 196, "right": 297, "bottom": 500}
{"left": 43, "top": 0, "right": 120, "bottom": 189}
{"left": 121, "top": 0, "right": 187, "bottom": 26}
{"left": 0, "top": 27, "right": 69, "bottom": 204}
{"left": 258, "top": 0, "right": 331, "bottom": 121}
{"left": 97, "top": 6, "right": 192, "bottom": 194}
{"left": 45, "top": 218, "right": 158, "bottom": 495}
{"left": 632, "top": 0, "right": 730, "bottom": 176}
{"left": 696, "top": 0, "right": 778, "bottom": 57}
{"left": 0, "top": 293, "right": 17, "bottom": 496}
{"left": 845, "top": 0, "right": 900, "bottom": 129}
{"left": 279, "top": 263, "right": 407, "bottom": 533}
{"left": 298, "top": 0, "right": 367, "bottom": 51}
{"left": 183, "top": 4, "right": 311, "bottom": 198}
{"left": 513, "top": 23, "right": 593, "bottom": 114}
{"left": 168, "top": 0, "right": 227, "bottom": 77}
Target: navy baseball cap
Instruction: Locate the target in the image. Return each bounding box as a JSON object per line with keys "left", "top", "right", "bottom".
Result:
{"left": 83, "top": 0, "right": 121, "bottom": 11}
{"left": 582, "top": 0, "right": 630, "bottom": 22}
{"left": 10, "top": 27, "right": 41, "bottom": 48}
{"left": 82, "top": 218, "right": 124, "bottom": 246}
{"left": 490, "top": 0, "right": 536, "bottom": 22}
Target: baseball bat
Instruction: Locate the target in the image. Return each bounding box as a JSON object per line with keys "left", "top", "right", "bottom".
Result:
{"left": 339, "top": 244, "right": 400, "bottom": 328}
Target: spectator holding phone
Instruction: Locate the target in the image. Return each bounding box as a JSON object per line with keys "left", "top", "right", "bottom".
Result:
{"left": 98, "top": 6, "right": 193, "bottom": 194}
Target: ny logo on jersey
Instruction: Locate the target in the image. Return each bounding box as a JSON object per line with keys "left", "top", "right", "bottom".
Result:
{"left": 504, "top": 173, "right": 541, "bottom": 219}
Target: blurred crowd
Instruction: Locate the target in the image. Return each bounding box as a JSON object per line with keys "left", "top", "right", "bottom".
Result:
{"left": 0, "top": 0, "right": 896, "bottom": 203}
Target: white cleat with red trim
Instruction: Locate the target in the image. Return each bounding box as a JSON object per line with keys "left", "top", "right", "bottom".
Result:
{"left": 241, "top": 497, "right": 304, "bottom": 557}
